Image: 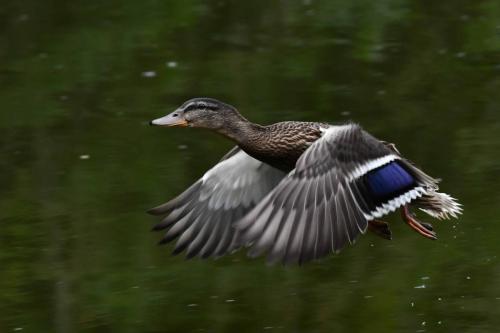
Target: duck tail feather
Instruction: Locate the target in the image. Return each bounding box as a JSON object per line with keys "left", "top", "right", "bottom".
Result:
{"left": 414, "top": 191, "right": 463, "bottom": 220}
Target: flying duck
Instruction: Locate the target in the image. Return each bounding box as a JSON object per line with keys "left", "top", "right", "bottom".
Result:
{"left": 148, "top": 98, "right": 462, "bottom": 265}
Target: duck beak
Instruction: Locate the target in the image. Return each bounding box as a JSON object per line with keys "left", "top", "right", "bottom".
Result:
{"left": 149, "top": 110, "right": 188, "bottom": 127}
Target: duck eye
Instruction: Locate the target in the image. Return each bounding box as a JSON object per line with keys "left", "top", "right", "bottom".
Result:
{"left": 172, "top": 113, "right": 178, "bottom": 117}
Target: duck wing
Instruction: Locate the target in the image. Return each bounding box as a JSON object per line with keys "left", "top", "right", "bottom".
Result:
{"left": 148, "top": 146, "right": 286, "bottom": 258}
{"left": 237, "top": 124, "right": 439, "bottom": 265}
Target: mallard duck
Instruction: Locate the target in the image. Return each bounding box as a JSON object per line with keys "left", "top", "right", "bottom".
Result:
{"left": 148, "top": 98, "right": 462, "bottom": 264}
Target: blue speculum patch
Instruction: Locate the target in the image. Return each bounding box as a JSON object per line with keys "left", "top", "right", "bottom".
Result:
{"left": 365, "top": 161, "right": 415, "bottom": 199}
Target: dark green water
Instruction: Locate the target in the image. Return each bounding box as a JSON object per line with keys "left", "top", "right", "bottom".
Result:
{"left": 1, "top": 1, "right": 500, "bottom": 332}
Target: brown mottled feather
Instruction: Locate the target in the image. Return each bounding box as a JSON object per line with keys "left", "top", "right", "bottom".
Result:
{"left": 239, "top": 121, "right": 326, "bottom": 172}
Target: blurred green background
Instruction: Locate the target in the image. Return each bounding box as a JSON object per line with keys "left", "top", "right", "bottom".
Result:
{"left": 1, "top": 0, "right": 500, "bottom": 332}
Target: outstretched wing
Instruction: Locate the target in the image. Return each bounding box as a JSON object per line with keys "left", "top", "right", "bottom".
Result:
{"left": 237, "top": 124, "right": 437, "bottom": 265}
{"left": 148, "top": 147, "right": 286, "bottom": 258}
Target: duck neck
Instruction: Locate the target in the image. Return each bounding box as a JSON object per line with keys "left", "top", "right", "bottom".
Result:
{"left": 216, "top": 117, "right": 266, "bottom": 147}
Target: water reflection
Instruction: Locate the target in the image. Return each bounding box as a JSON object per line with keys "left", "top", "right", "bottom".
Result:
{"left": 1, "top": 0, "right": 499, "bottom": 332}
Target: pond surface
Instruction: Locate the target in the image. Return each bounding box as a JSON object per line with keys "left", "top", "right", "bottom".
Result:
{"left": 1, "top": 1, "right": 500, "bottom": 332}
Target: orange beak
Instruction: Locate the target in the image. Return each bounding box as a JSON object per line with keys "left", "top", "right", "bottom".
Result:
{"left": 150, "top": 111, "right": 188, "bottom": 127}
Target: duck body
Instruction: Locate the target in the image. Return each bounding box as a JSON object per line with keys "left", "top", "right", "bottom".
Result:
{"left": 148, "top": 98, "right": 462, "bottom": 265}
{"left": 236, "top": 121, "right": 325, "bottom": 172}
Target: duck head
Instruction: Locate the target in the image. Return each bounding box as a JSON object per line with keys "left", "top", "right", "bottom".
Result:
{"left": 150, "top": 97, "right": 245, "bottom": 131}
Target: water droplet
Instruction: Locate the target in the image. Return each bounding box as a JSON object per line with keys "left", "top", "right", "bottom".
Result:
{"left": 187, "top": 303, "right": 198, "bottom": 307}
{"left": 166, "top": 61, "right": 178, "bottom": 68}
{"left": 79, "top": 154, "right": 90, "bottom": 160}
{"left": 142, "top": 71, "right": 157, "bottom": 78}
{"left": 414, "top": 285, "right": 426, "bottom": 289}
{"left": 225, "top": 299, "right": 235, "bottom": 303}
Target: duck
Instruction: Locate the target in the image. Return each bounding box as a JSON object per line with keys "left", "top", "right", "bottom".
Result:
{"left": 148, "top": 97, "right": 462, "bottom": 265}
